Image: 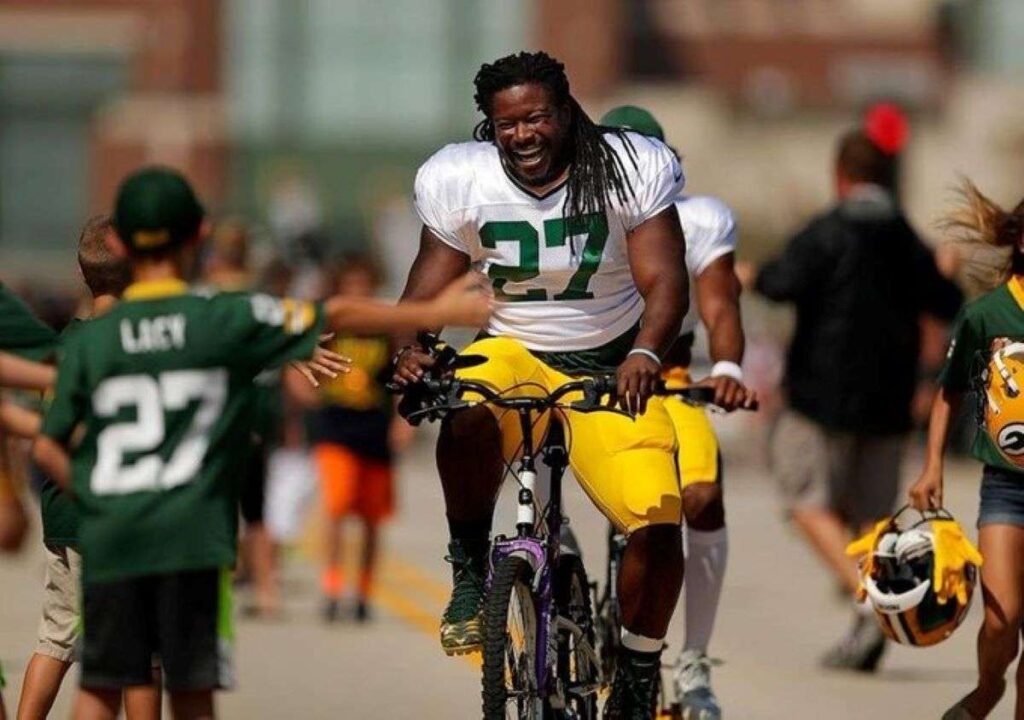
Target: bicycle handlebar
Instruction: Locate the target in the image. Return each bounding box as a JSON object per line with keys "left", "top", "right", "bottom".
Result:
{"left": 395, "top": 374, "right": 725, "bottom": 425}
{"left": 390, "top": 334, "right": 756, "bottom": 424}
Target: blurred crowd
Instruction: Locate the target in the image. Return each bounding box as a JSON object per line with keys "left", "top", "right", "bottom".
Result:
{"left": 0, "top": 199, "right": 415, "bottom": 627}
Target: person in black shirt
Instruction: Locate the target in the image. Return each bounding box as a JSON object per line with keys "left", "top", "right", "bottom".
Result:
{"left": 748, "top": 129, "right": 962, "bottom": 671}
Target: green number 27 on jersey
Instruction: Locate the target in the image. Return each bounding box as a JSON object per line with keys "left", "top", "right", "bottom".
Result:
{"left": 91, "top": 369, "right": 227, "bottom": 495}
{"left": 480, "top": 212, "right": 608, "bottom": 302}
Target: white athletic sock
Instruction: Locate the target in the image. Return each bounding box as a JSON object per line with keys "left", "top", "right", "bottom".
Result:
{"left": 684, "top": 526, "right": 728, "bottom": 653}
{"left": 621, "top": 629, "right": 664, "bottom": 654}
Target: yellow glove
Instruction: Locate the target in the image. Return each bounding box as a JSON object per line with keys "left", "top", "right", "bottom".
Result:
{"left": 930, "top": 519, "right": 983, "bottom": 606}
{"left": 845, "top": 518, "right": 892, "bottom": 601}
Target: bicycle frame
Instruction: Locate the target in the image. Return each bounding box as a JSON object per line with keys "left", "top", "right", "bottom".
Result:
{"left": 489, "top": 414, "right": 580, "bottom": 705}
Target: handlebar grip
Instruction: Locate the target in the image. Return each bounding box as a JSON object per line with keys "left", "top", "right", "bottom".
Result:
{"left": 661, "top": 385, "right": 716, "bottom": 404}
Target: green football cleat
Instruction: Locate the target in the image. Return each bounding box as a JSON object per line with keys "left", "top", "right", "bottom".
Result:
{"left": 440, "top": 539, "right": 488, "bottom": 656}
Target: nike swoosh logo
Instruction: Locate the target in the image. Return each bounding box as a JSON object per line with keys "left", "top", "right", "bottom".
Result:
{"left": 673, "top": 168, "right": 682, "bottom": 182}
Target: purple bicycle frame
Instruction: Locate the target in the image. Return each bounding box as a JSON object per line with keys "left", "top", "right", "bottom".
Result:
{"left": 488, "top": 421, "right": 570, "bottom": 701}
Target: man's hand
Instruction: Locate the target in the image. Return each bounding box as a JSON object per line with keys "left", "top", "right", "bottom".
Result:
{"left": 391, "top": 344, "right": 437, "bottom": 386}
{"left": 696, "top": 375, "right": 758, "bottom": 411}
{"left": 290, "top": 334, "right": 351, "bottom": 388}
{"left": 615, "top": 352, "right": 661, "bottom": 416}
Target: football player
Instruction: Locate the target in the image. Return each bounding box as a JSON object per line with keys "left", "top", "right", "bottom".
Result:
{"left": 392, "top": 51, "right": 689, "bottom": 716}
{"left": 601, "top": 106, "right": 754, "bottom": 720}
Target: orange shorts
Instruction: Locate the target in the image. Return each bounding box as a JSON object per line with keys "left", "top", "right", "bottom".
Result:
{"left": 314, "top": 444, "right": 394, "bottom": 523}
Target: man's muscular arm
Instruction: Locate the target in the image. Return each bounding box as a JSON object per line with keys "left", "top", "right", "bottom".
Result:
{"left": 620, "top": 205, "right": 688, "bottom": 414}
{"left": 697, "top": 254, "right": 743, "bottom": 363}
{"left": 696, "top": 253, "right": 757, "bottom": 410}
{"left": 392, "top": 227, "right": 472, "bottom": 385}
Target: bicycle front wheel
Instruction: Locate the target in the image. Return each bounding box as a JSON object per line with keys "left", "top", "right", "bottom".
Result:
{"left": 482, "top": 555, "right": 543, "bottom": 720}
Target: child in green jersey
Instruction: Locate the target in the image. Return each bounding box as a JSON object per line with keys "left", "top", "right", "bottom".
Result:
{"left": 32, "top": 167, "right": 489, "bottom": 720}
{"left": 909, "top": 181, "right": 1024, "bottom": 719}
{"left": 18, "top": 216, "right": 163, "bottom": 720}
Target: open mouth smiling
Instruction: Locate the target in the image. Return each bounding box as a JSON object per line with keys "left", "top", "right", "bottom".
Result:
{"left": 511, "top": 146, "right": 545, "bottom": 169}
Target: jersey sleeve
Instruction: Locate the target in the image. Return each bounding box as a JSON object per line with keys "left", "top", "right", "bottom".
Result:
{"left": 938, "top": 306, "right": 982, "bottom": 393}
{"left": 40, "top": 333, "right": 86, "bottom": 445}
{"left": 234, "top": 294, "right": 327, "bottom": 375}
{"left": 0, "top": 283, "right": 58, "bottom": 361}
{"left": 413, "top": 151, "right": 469, "bottom": 254}
{"left": 624, "top": 136, "right": 685, "bottom": 232}
{"left": 682, "top": 197, "right": 738, "bottom": 276}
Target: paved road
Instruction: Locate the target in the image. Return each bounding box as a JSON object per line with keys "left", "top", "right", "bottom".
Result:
{"left": 0, "top": 415, "right": 1011, "bottom": 718}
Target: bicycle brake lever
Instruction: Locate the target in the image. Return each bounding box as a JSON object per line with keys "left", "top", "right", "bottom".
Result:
{"left": 405, "top": 396, "right": 474, "bottom": 425}
{"left": 567, "top": 382, "right": 604, "bottom": 412}
{"left": 568, "top": 395, "right": 633, "bottom": 419}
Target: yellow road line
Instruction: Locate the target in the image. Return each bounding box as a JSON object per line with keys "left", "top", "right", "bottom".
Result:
{"left": 373, "top": 579, "right": 481, "bottom": 669}
{"left": 380, "top": 556, "right": 452, "bottom": 607}
{"left": 295, "top": 517, "right": 479, "bottom": 668}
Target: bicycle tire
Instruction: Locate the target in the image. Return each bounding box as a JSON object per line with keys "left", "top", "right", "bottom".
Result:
{"left": 552, "top": 554, "right": 598, "bottom": 719}
{"left": 595, "top": 530, "right": 624, "bottom": 682}
{"left": 482, "top": 555, "right": 543, "bottom": 719}
{"left": 594, "top": 533, "right": 670, "bottom": 718}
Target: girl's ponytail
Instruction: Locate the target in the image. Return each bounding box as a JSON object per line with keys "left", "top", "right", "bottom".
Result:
{"left": 941, "top": 179, "right": 1024, "bottom": 293}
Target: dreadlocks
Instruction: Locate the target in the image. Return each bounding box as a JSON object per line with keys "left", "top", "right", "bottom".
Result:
{"left": 472, "top": 51, "right": 638, "bottom": 224}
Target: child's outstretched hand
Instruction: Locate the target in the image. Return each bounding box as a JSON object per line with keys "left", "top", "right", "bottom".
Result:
{"left": 429, "top": 272, "right": 493, "bottom": 328}
{"left": 291, "top": 333, "right": 352, "bottom": 388}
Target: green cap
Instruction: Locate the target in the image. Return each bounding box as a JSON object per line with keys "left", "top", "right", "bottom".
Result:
{"left": 600, "top": 105, "right": 664, "bottom": 141}
{"left": 114, "top": 167, "right": 204, "bottom": 253}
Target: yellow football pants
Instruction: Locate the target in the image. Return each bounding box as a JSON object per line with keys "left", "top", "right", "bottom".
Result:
{"left": 455, "top": 337, "right": 682, "bottom": 533}
{"left": 662, "top": 367, "right": 721, "bottom": 488}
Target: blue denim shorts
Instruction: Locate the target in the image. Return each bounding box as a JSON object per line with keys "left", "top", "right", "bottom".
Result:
{"left": 979, "top": 465, "right": 1024, "bottom": 528}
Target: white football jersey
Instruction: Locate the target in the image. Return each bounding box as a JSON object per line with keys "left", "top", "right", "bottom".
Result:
{"left": 414, "top": 132, "right": 684, "bottom": 351}
{"left": 676, "top": 194, "right": 738, "bottom": 336}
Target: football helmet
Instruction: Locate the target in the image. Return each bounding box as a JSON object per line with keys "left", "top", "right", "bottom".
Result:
{"left": 982, "top": 341, "right": 1024, "bottom": 468}
{"left": 847, "top": 507, "right": 981, "bottom": 647}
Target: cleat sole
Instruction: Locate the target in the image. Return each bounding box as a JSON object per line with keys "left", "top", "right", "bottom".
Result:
{"left": 443, "top": 644, "right": 482, "bottom": 656}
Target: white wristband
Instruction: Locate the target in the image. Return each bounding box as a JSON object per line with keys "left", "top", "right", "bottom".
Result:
{"left": 627, "top": 348, "right": 662, "bottom": 366}
{"left": 711, "top": 360, "right": 743, "bottom": 382}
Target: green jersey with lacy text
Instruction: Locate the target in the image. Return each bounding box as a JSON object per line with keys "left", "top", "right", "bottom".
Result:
{"left": 41, "top": 281, "right": 323, "bottom": 583}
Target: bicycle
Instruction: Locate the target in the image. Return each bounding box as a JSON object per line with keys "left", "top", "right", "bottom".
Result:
{"left": 591, "top": 392, "right": 756, "bottom": 720}
{"left": 394, "top": 338, "right": 718, "bottom": 720}
{"left": 594, "top": 523, "right": 679, "bottom": 719}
